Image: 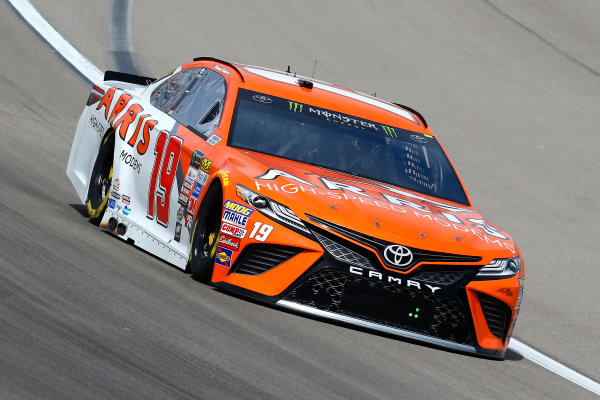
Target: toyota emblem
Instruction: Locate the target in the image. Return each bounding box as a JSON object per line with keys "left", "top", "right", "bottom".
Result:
{"left": 410, "top": 134, "right": 427, "bottom": 144}
{"left": 252, "top": 95, "right": 272, "bottom": 104}
{"left": 384, "top": 244, "right": 413, "bottom": 267}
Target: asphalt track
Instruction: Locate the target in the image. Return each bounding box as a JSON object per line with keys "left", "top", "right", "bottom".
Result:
{"left": 1, "top": 0, "right": 599, "bottom": 398}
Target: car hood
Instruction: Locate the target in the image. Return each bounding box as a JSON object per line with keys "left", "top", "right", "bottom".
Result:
{"left": 233, "top": 150, "right": 516, "bottom": 259}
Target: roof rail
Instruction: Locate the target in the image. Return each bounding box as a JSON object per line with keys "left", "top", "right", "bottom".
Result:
{"left": 393, "top": 103, "right": 428, "bottom": 128}
{"left": 192, "top": 57, "right": 245, "bottom": 82}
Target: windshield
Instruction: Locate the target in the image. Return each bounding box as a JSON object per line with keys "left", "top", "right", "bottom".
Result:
{"left": 228, "top": 89, "right": 469, "bottom": 205}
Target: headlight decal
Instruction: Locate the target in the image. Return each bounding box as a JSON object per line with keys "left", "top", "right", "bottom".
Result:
{"left": 236, "top": 184, "right": 310, "bottom": 233}
{"left": 474, "top": 256, "right": 521, "bottom": 280}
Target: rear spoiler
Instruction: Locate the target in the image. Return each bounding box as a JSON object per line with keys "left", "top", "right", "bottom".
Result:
{"left": 104, "top": 70, "right": 156, "bottom": 86}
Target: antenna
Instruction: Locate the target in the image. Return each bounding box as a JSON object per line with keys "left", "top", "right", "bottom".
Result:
{"left": 286, "top": 65, "right": 291, "bottom": 73}
{"left": 311, "top": 59, "right": 317, "bottom": 80}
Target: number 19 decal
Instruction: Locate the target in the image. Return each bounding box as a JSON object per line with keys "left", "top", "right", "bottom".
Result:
{"left": 147, "top": 131, "right": 183, "bottom": 227}
{"left": 249, "top": 222, "right": 273, "bottom": 242}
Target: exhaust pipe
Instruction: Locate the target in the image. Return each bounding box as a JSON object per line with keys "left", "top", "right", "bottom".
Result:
{"left": 108, "top": 217, "right": 118, "bottom": 232}
{"left": 117, "top": 223, "right": 127, "bottom": 236}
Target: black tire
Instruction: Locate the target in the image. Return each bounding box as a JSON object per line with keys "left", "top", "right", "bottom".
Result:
{"left": 189, "top": 185, "right": 223, "bottom": 282}
{"left": 86, "top": 130, "right": 115, "bottom": 225}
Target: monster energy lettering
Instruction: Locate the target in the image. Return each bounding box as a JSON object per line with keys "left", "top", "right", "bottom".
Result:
{"left": 288, "top": 101, "right": 303, "bottom": 113}
{"left": 381, "top": 125, "right": 397, "bottom": 138}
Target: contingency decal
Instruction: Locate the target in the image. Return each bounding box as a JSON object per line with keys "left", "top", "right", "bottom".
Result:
{"left": 179, "top": 150, "right": 205, "bottom": 231}
{"left": 222, "top": 200, "right": 253, "bottom": 228}
{"left": 221, "top": 222, "right": 247, "bottom": 239}
{"left": 215, "top": 246, "right": 233, "bottom": 268}
{"left": 218, "top": 234, "right": 241, "bottom": 250}
{"left": 200, "top": 157, "right": 213, "bottom": 174}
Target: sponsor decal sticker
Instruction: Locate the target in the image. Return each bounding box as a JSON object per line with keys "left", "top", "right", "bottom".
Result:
{"left": 185, "top": 167, "right": 198, "bottom": 183}
{"left": 191, "top": 181, "right": 202, "bottom": 197}
{"left": 112, "top": 179, "right": 120, "bottom": 191}
{"left": 110, "top": 190, "right": 121, "bottom": 200}
{"left": 122, "top": 195, "right": 130, "bottom": 205}
{"left": 215, "top": 246, "right": 233, "bottom": 267}
{"left": 223, "top": 200, "right": 254, "bottom": 216}
{"left": 220, "top": 170, "right": 230, "bottom": 186}
{"left": 213, "top": 64, "right": 230, "bottom": 75}
{"left": 89, "top": 114, "right": 104, "bottom": 136}
{"left": 219, "top": 234, "right": 241, "bottom": 250}
{"left": 180, "top": 185, "right": 191, "bottom": 198}
{"left": 200, "top": 158, "right": 213, "bottom": 173}
{"left": 221, "top": 222, "right": 247, "bottom": 239}
{"left": 222, "top": 209, "right": 249, "bottom": 228}
{"left": 288, "top": 101, "right": 303, "bottom": 113}
{"left": 123, "top": 205, "right": 131, "bottom": 215}
{"left": 177, "top": 205, "right": 184, "bottom": 222}
{"left": 196, "top": 170, "right": 209, "bottom": 185}
{"left": 496, "top": 287, "right": 514, "bottom": 297}
{"left": 174, "top": 222, "right": 182, "bottom": 242}
{"left": 190, "top": 150, "right": 204, "bottom": 169}
{"left": 185, "top": 213, "right": 193, "bottom": 228}
{"left": 206, "top": 134, "right": 222, "bottom": 146}
{"left": 108, "top": 198, "right": 116, "bottom": 209}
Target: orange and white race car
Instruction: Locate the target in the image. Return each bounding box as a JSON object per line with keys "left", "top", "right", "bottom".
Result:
{"left": 67, "top": 57, "right": 524, "bottom": 358}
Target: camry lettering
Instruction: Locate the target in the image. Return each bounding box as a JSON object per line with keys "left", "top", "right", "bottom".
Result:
{"left": 348, "top": 266, "right": 441, "bottom": 294}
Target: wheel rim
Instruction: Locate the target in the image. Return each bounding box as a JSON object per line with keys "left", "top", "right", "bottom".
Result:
{"left": 198, "top": 211, "right": 221, "bottom": 261}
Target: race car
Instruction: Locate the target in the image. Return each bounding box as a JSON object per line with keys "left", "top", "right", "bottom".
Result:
{"left": 67, "top": 57, "right": 524, "bottom": 358}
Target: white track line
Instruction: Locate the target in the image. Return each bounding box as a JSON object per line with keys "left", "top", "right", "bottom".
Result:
{"left": 7, "top": 0, "right": 600, "bottom": 397}
{"left": 509, "top": 339, "right": 600, "bottom": 396}
{"left": 8, "top": 0, "right": 102, "bottom": 83}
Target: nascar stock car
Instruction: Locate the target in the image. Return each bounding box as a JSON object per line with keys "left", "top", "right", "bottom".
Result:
{"left": 67, "top": 57, "right": 524, "bottom": 358}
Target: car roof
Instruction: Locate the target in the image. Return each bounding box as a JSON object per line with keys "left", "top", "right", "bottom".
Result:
{"left": 187, "top": 58, "right": 430, "bottom": 134}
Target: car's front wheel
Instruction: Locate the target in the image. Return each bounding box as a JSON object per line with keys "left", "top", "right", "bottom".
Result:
{"left": 86, "top": 130, "right": 114, "bottom": 225}
{"left": 189, "top": 185, "right": 222, "bottom": 283}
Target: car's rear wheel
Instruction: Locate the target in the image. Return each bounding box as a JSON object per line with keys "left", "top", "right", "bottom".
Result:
{"left": 189, "top": 185, "right": 222, "bottom": 283}
{"left": 86, "top": 130, "right": 114, "bottom": 225}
